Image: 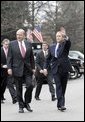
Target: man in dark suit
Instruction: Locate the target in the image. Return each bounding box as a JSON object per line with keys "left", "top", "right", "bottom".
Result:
{"left": 1, "top": 39, "right": 17, "bottom": 104}
{"left": 35, "top": 42, "right": 56, "bottom": 101}
{"left": 7, "top": 29, "right": 35, "bottom": 113}
{"left": 44, "top": 31, "right": 72, "bottom": 111}
{"left": 1, "top": 39, "right": 9, "bottom": 103}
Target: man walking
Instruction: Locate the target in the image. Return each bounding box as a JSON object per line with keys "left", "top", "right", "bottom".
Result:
{"left": 7, "top": 29, "right": 35, "bottom": 113}
{"left": 1, "top": 39, "right": 9, "bottom": 103}
{"left": 44, "top": 31, "right": 72, "bottom": 111}
{"left": 35, "top": 42, "right": 56, "bottom": 101}
{"left": 1, "top": 39, "right": 17, "bottom": 104}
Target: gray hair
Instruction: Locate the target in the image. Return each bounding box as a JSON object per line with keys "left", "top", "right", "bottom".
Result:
{"left": 16, "top": 29, "right": 25, "bottom": 35}
{"left": 1, "top": 38, "right": 10, "bottom": 45}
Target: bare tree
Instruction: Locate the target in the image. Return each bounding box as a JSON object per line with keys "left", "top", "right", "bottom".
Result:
{"left": 1, "top": 1, "right": 30, "bottom": 40}
{"left": 1, "top": 1, "right": 84, "bottom": 52}
{"left": 41, "top": 1, "right": 84, "bottom": 52}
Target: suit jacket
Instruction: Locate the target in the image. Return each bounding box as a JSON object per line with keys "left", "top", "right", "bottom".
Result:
{"left": 1, "top": 47, "right": 8, "bottom": 77}
{"left": 36, "top": 50, "right": 51, "bottom": 71}
{"left": 44, "top": 39, "right": 72, "bottom": 75}
{"left": 36, "top": 51, "right": 45, "bottom": 71}
{"left": 7, "top": 40, "right": 35, "bottom": 77}
{"left": 35, "top": 50, "right": 52, "bottom": 80}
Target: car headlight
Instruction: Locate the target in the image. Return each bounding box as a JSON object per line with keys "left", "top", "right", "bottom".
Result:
{"left": 76, "top": 61, "right": 81, "bottom": 64}
{"left": 80, "top": 61, "right": 84, "bottom": 67}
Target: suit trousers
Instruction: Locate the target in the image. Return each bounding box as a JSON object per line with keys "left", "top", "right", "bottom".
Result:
{"left": 7, "top": 76, "right": 17, "bottom": 101}
{"left": 53, "top": 72, "right": 69, "bottom": 108}
{"left": 35, "top": 72, "right": 55, "bottom": 98}
{"left": 1, "top": 71, "right": 7, "bottom": 100}
{"left": 14, "top": 73, "right": 33, "bottom": 108}
{"left": 1, "top": 77, "right": 7, "bottom": 99}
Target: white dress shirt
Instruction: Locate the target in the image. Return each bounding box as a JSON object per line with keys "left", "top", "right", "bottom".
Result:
{"left": 55, "top": 43, "right": 60, "bottom": 58}
{"left": 43, "top": 50, "right": 48, "bottom": 57}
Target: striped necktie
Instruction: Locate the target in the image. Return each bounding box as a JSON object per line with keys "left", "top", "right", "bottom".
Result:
{"left": 20, "top": 42, "right": 26, "bottom": 58}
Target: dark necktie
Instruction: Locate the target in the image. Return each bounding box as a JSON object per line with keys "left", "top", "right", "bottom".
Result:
{"left": 20, "top": 42, "right": 26, "bottom": 58}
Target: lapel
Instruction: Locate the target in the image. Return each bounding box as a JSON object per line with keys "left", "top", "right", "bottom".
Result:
{"left": 40, "top": 51, "right": 45, "bottom": 61}
{"left": 58, "top": 41, "right": 66, "bottom": 56}
{"left": 24, "top": 40, "right": 30, "bottom": 57}
{"left": 50, "top": 44, "right": 56, "bottom": 57}
{"left": 50, "top": 41, "right": 66, "bottom": 58}
{"left": 2, "top": 48, "right": 7, "bottom": 61}
{"left": 15, "top": 41, "right": 23, "bottom": 58}
{"left": 24, "top": 40, "right": 28, "bottom": 52}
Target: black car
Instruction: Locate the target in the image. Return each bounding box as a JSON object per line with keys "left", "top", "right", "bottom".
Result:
{"left": 68, "top": 56, "right": 84, "bottom": 79}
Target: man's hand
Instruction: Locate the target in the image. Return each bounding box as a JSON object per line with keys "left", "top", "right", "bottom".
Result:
{"left": 8, "top": 69, "right": 12, "bottom": 75}
{"left": 32, "top": 69, "right": 36, "bottom": 74}
{"left": 2, "top": 65, "right": 7, "bottom": 68}
{"left": 43, "top": 69, "right": 48, "bottom": 76}
{"left": 60, "top": 27, "right": 66, "bottom": 36}
{"left": 40, "top": 70, "right": 44, "bottom": 74}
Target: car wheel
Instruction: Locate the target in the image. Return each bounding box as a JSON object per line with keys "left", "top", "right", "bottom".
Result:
{"left": 77, "top": 73, "right": 82, "bottom": 78}
{"left": 69, "top": 66, "right": 79, "bottom": 79}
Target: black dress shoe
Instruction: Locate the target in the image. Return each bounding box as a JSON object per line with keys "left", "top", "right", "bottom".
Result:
{"left": 25, "top": 104, "right": 33, "bottom": 112}
{"left": 3, "top": 98, "right": 6, "bottom": 100}
{"left": 58, "top": 106, "right": 66, "bottom": 111}
{"left": 2, "top": 96, "right": 6, "bottom": 100}
{"left": 1, "top": 100, "right": 4, "bottom": 104}
{"left": 19, "top": 108, "right": 24, "bottom": 113}
{"left": 12, "top": 99, "right": 17, "bottom": 104}
{"left": 35, "top": 97, "right": 41, "bottom": 100}
{"left": 52, "top": 97, "right": 57, "bottom": 101}
{"left": 52, "top": 95, "right": 57, "bottom": 101}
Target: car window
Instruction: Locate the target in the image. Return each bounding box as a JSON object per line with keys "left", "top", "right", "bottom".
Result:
{"left": 69, "top": 53, "right": 78, "bottom": 58}
{"left": 69, "top": 51, "right": 84, "bottom": 61}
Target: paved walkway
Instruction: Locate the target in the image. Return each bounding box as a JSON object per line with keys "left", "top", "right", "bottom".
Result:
{"left": 1, "top": 77, "right": 84, "bottom": 121}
